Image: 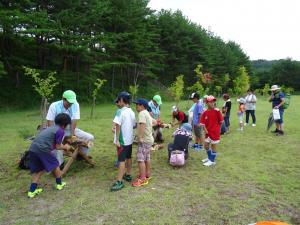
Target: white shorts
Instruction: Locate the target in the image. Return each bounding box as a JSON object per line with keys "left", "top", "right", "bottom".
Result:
{"left": 205, "top": 136, "right": 220, "bottom": 144}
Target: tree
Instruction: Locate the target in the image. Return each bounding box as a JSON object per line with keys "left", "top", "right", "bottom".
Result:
{"left": 233, "top": 66, "right": 250, "bottom": 96}
{"left": 168, "top": 74, "right": 184, "bottom": 105}
{"left": 90, "top": 78, "right": 107, "bottom": 119}
{"left": 24, "top": 67, "right": 58, "bottom": 127}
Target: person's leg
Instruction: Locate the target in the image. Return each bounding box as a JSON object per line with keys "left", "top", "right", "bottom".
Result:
{"left": 202, "top": 139, "right": 211, "bottom": 163}
{"left": 126, "top": 159, "right": 132, "bottom": 176}
{"left": 250, "top": 110, "right": 256, "bottom": 124}
{"left": 117, "top": 162, "right": 126, "bottom": 181}
{"left": 210, "top": 144, "right": 218, "bottom": 162}
{"left": 145, "top": 160, "right": 151, "bottom": 178}
{"left": 111, "top": 146, "right": 126, "bottom": 191}
{"left": 245, "top": 110, "right": 250, "bottom": 124}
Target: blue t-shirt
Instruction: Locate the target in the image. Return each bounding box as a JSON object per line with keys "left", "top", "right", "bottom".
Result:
{"left": 148, "top": 100, "right": 160, "bottom": 119}
{"left": 29, "top": 125, "right": 65, "bottom": 153}
{"left": 192, "top": 100, "right": 204, "bottom": 125}
{"left": 272, "top": 92, "right": 285, "bottom": 109}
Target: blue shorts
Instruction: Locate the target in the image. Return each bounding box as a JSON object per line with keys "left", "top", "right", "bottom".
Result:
{"left": 117, "top": 145, "right": 132, "bottom": 162}
{"left": 275, "top": 109, "right": 284, "bottom": 124}
{"left": 29, "top": 151, "right": 59, "bottom": 173}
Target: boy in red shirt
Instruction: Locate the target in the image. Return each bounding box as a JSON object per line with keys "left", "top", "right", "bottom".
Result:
{"left": 200, "top": 96, "right": 223, "bottom": 167}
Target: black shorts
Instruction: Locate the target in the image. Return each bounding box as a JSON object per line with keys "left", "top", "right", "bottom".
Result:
{"left": 117, "top": 144, "right": 132, "bottom": 162}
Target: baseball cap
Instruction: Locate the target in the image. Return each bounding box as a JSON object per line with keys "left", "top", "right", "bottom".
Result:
{"left": 206, "top": 95, "right": 217, "bottom": 102}
{"left": 133, "top": 98, "right": 149, "bottom": 109}
{"left": 153, "top": 95, "right": 162, "bottom": 106}
{"left": 189, "top": 92, "right": 199, "bottom": 99}
{"left": 181, "top": 123, "right": 192, "bottom": 132}
{"left": 62, "top": 90, "right": 77, "bottom": 104}
{"left": 114, "top": 91, "right": 131, "bottom": 103}
{"left": 172, "top": 106, "right": 178, "bottom": 112}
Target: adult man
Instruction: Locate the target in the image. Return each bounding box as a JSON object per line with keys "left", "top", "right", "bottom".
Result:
{"left": 269, "top": 85, "right": 285, "bottom": 136}
{"left": 244, "top": 89, "right": 257, "bottom": 127}
{"left": 148, "top": 95, "right": 163, "bottom": 142}
{"left": 46, "top": 90, "right": 94, "bottom": 164}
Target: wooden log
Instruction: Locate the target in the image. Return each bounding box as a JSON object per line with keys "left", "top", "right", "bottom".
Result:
{"left": 62, "top": 147, "right": 79, "bottom": 176}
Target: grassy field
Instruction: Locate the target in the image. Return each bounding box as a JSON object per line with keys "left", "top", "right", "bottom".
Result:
{"left": 0, "top": 96, "right": 299, "bottom": 225}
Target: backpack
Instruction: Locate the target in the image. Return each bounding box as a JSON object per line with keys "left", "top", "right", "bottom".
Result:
{"left": 283, "top": 93, "right": 290, "bottom": 109}
{"left": 18, "top": 151, "right": 30, "bottom": 170}
{"left": 169, "top": 150, "right": 185, "bottom": 167}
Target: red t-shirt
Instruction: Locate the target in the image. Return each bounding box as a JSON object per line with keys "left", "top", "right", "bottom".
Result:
{"left": 172, "top": 111, "right": 187, "bottom": 123}
{"left": 200, "top": 108, "right": 223, "bottom": 141}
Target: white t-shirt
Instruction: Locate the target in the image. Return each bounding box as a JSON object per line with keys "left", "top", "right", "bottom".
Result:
{"left": 113, "top": 106, "right": 136, "bottom": 146}
{"left": 245, "top": 94, "right": 257, "bottom": 110}
{"left": 46, "top": 100, "right": 80, "bottom": 121}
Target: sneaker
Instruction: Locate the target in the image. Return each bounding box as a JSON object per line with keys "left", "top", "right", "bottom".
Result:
{"left": 27, "top": 188, "right": 43, "bottom": 198}
{"left": 271, "top": 129, "right": 279, "bottom": 133}
{"left": 244, "top": 123, "right": 248, "bottom": 126}
{"left": 123, "top": 174, "right": 133, "bottom": 182}
{"left": 203, "top": 160, "right": 216, "bottom": 167}
{"left": 252, "top": 124, "right": 256, "bottom": 127}
{"left": 111, "top": 181, "right": 124, "bottom": 191}
{"left": 276, "top": 130, "right": 284, "bottom": 136}
{"left": 56, "top": 182, "right": 66, "bottom": 190}
{"left": 237, "top": 128, "right": 243, "bottom": 131}
{"left": 146, "top": 176, "right": 152, "bottom": 181}
{"left": 201, "top": 158, "right": 209, "bottom": 163}
{"left": 132, "top": 178, "right": 148, "bottom": 187}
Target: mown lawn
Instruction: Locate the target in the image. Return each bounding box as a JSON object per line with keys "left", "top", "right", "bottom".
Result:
{"left": 0, "top": 96, "right": 299, "bottom": 225}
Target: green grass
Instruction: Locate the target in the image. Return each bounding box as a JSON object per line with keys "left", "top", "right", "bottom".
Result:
{"left": 0, "top": 97, "right": 299, "bottom": 225}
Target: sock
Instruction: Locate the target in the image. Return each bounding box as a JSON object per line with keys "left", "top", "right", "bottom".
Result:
{"left": 29, "top": 183, "right": 37, "bottom": 192}
{"left": 56, "top": 177, "right": 62, "bottom": 185}
{"left": 206, "top": 149, "right": 212, "bottom": 159}
{"left": 210, "top": 151, "right": 217, "bottom": 162}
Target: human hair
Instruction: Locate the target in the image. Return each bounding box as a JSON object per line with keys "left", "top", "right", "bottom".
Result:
{"left": 223, "top": 93, "right": 230, "bottom": 100}
{"left": 54, "top": 113, "right": 71, "bottom": 128}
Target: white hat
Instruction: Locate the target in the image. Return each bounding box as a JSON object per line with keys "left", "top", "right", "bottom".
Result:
{"left": 172, "top": 106, "right": 178, "bottom": 112}
{"left": 270, "top": 85, "right": 281, "bottom": 91}
{"left": 237, "top": 98, "right": 246, "bottom": 104}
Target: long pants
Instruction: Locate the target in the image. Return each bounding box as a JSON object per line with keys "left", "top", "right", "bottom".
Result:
{"left": 245, "top": 110, "right": 256, "bottom": 124}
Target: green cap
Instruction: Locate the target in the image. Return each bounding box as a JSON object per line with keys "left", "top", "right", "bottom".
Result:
{"left": 62, "top": 90, "right": 77, "bottom": 103}
{"left": 153, "top": 95, "right": 162, "bottom": 106}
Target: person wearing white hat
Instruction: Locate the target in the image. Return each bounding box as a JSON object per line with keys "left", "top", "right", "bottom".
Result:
{"left": 269, "top": 85, "right": 285, "bottom": 135}
{"left": 171, "top": 106, "right": 188, "bottom": 127}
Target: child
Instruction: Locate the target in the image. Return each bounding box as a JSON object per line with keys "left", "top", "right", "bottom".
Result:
{"left": 200, "top": 96, "right": 224, "bottom": 167}
{"left": 132, "top": 98, "right": 154, "bottom": 187}
{"left": 27, "top": 113, "right": 72, "bottom": 198}
{"left": 237, "top": 98, "right": 246, "bottom": 131}
{"left": 171, "top": 106, "right": 188, "bottom": 127}
{"left": 168, "top": 123, "right": 192, "bottom": 160}
{"left": 222, "top": 93, "right": 231, "bottom": 133}
{"left": 111, "top": 92, "right": 136, "bottom": 191}
{"left": 189, "top": 92, "right": 205, "bottom": 150}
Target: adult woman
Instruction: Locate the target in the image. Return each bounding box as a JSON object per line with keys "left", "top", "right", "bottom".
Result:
{"left": 244, "top": 89, "right": 257, "bottom": 126}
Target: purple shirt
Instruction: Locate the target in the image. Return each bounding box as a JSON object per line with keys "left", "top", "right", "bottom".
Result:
{"left": 192, "top": 100, "right": 204, "bottom": 125}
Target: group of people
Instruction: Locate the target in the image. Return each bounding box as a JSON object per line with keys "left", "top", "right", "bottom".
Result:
{"left": 26, "top": 84, "right": 286, "bottom": 197}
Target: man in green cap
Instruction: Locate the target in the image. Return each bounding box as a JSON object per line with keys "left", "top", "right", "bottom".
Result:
{"left": 46, "top": 90, "right": 94, "bottom": 165}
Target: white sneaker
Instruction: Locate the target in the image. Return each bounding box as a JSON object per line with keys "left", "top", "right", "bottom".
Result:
{"left": 203, "top": 160, "right": 216, "bottom": 167}
{"left": 201, "top": 158, "right": 209, "bottom": 163}
{"left": 252, "top": 124, "right": 256, "bottom": 127}
{"left": 244, "top": 123, "right": 248, "bottom": 126}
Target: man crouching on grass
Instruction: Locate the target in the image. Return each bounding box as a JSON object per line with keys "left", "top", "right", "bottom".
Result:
{"left": 132, "top": 99, "right": 155, "bottom": 187}
{"left": 27, "top": 113, "right": 72, "bottom": 198}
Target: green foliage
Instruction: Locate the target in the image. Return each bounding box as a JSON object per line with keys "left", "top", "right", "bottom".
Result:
{"left": 233, "top": 66, "right": 250, "bottom": 96}
{"left": 168, "top": 74, "right": 184, "bottom": 104}
{"left": 129, "top": 85, "right": 139, "bottom": 99}
{"left": 23, "top": 67, "right": 58, "bottom": 100}
{"left": 92, "top": 79, "right": 107, "bottom": 98}
{"left": 262, "top": 83, "right": 270, "bottom": 96}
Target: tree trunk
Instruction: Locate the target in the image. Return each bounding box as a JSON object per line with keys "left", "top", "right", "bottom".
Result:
{"left": 90, "top": 96, "right": 96, "bottom": 119}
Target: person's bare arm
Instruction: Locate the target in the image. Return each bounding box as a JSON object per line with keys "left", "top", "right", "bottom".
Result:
{"left": 47, "top": 120, "right": 54, "bottom": 127}
{"left": 138, "top": 123, "right": 146, "bottom": 143}
{"left": 56, "top": 143, "right": 71, "bottom": 151}
{"left": 115, "top": 124, "right": 121, "bottom": 147}
{"left": 71, "top": 120, "right": 77, "bottom": 136}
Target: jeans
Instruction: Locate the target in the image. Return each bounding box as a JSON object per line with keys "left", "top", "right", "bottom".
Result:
{"left": 245, "top": 110, "right": 256, "bottom": 124}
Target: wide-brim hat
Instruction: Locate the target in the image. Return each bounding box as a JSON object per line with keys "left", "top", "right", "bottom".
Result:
{"left": 270, "top": 85, "right": 281, "bottom": 91}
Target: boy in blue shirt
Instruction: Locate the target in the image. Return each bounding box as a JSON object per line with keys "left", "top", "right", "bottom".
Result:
{"left": 27, "top": 113, "right": 72, "bottom": 198}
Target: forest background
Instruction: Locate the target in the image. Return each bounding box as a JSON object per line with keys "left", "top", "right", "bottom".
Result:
{"left": 1, "top": 0, "right": 300, "bottom": 109}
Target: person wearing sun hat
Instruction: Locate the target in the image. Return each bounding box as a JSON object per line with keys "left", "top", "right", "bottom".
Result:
{"left": 46, "top": 90, "right": 95, "bottom": 164}
{"left": 269, "top": 85, "right": 285, "bottom": 135}
{"left": 200, "top": 95, "right": 224, "bottom": 167}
